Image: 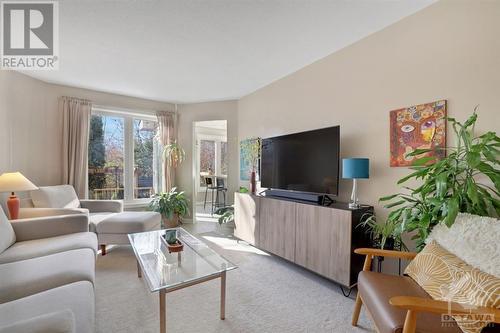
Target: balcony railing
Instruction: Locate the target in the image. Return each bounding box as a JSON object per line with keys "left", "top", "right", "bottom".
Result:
{"left": 90, "top": 187, "right": 154, "bottom": 200}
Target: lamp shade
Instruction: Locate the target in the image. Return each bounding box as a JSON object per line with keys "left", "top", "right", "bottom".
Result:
{"left": 0, "top": 172, "right": 38, "bottom": 193}
{"left": 342, "top": 158, "right": 369, "bottom": 179}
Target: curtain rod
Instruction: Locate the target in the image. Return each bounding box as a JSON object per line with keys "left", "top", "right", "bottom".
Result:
{"left": 92, "top": 104, "right": 177, "bottom": 119}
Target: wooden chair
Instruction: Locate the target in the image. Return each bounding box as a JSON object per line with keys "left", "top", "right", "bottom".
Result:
{"left": 351, "top": 248, "right": 500, "bottom": 333}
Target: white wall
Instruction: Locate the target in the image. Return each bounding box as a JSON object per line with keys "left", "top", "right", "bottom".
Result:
{"left": 238, "top": 0, "right": 500, "bottom": 222}
{"left": 176, "top": 101, "right": 238, "bottom": 219}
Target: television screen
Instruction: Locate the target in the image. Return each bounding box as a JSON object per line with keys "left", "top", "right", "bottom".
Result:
{"left": 261, "top": 126, "right": 340, "bottom": 195}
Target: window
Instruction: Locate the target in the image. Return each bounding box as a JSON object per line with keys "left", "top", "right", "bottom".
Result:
{"left": 88, "top": 109, "right": 160, "bottom": 204}
{"left": 197, "top": 136, "right": 227, "bottom": 189}
{"left": 88, "top": 115, "right": 125, "bottom": 200}
{"left": 221, "top": 141, "right": 228, "bottom": 176}
{"left": 134, "top": 119, "right": 156, "bottom": 199}
{"left": 199, "top": 139, "right": 216, "bottom": 186}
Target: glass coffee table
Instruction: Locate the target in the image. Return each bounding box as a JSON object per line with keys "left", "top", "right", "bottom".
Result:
{"left": 128, "top": 228, "right": 237, "bottom": 333}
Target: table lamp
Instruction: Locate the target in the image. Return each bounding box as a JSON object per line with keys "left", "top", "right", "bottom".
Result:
{"left": 0, "top": 172, "right": 38, "bottom": 219}
{"left": 342, "top": 158, "right": 369, "bottom": 209}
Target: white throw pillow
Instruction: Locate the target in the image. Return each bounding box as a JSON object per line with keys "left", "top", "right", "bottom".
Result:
{"left": 426, "top": 213, "right": 500, "bottom": 278}
{"left": 30, "top": 185, "right": 81, "bottom": 209}
{"left": 0, "top": 206, "right": 16, "bottom": 253}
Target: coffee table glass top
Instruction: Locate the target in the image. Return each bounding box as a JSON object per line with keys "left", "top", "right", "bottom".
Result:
{"left": 128, "top": 228, "right": 237, "bottom": 292}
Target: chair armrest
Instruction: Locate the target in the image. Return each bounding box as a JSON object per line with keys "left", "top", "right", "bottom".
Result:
{"left": 0, "top": 310, "right": 75, "bottom": 333}
{"left": 11, "top": 214, "right": 89, "bottom": 242}
{"left": 80, "top": 200, "right": 123, "bottom": 213}
{"left": 18, "top": 207, "right": 89, "bottom": 219}
{"left": 354, "top": 248, "right": 417, "bottom": 260}
{"left": 390, "top": 296, "right": 500, "bottom": 323}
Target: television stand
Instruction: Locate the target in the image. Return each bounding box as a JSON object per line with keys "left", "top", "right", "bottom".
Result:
{"left": 263, "top": 189, "right": 335, "bottom": 206}
{"left": 234, "top": 193, "right": 373, "bottom": 287}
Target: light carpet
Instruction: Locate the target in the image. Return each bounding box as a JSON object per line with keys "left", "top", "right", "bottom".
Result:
{"left": 95, "top": 227, "right": 374, "bottom": 333}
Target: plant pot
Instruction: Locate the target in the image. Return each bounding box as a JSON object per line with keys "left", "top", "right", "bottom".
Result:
{"left": 162, "top": 214, "right": 180, "bottom": 228}
{"left": 166, "top": 240, "right": 184, "bottom": 253}
{"left": 250, "top": 171, "right": 256, "bottom": 194}
{"left": 376, "top": 237, "right": 396, "bottom": 272}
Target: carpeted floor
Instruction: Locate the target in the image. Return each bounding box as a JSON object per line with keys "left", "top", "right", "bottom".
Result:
{"left": 95, "top": 223, "right": 374, "bottom": 333}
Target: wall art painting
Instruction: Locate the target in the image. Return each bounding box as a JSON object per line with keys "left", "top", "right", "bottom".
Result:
{"left": 390, "top": 100, "right": 446, "bottom": 167}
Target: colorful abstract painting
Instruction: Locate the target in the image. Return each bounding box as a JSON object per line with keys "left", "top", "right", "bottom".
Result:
{"left": 390, "top": 100, "right": 447, "bottom": 167}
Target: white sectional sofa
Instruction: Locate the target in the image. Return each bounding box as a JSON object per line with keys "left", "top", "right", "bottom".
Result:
{"left": 22, "top": 185, "right": 161, "bottom": 255}
{"left": 0, "top": 206, "right": 97, "bottom": 333}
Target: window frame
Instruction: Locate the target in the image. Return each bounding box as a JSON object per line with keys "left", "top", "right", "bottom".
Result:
{"left": 90, "top": 107, "right": 159, "bottom": 207}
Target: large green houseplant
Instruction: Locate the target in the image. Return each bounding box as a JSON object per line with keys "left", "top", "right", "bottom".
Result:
{"left": 381, "top": 112, "right": 499, "bottom": 251}
{"left": 149, "top": 187, "right": 190, "bottom": 228}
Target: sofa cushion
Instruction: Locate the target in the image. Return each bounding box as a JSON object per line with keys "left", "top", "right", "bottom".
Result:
{"left": 0, "top": 232, "right": 97, "bottom": 264}
{"left": 426, "top": 213, "right": 500, "bottom": 278}
{"left": 0, "top": 309, "right": 75, "bottom": 333}
{"left": 31, "top": 185, "right": 80, "bottom": 209}
{"left": 0, "top": 248, "right": 95, "bottom": 304}
{"left": 405, "top": 241, "right": 500, "bottom": 333}
{"left": 0, "top": 206, "right": 15, "bottom": 253}
{"left": 88, "top": 212, "right": 117, "bottom": 233}
{"left": 358, "top": 270, "right": 461, "bottom": 333}
{"left": 95, "top": 211, "right": 161, "bottom": 234}
{"left": 0, "top": 281, "right": 94, "bottom": 333}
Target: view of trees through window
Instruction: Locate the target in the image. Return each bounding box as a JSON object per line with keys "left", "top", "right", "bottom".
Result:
{"left": 199, "top": 140, "right": 215, "bottom": 186}
{"left": 221, "top": 141, "right": 228, "bottom": 176}
{"left": 88, "top": 115, "right": 125, "bottom": 200}
{"left": 134, "top": 119, "right": 156, "bottom": 199}
{"left": 199, "top": 139, "right": 228, "bottom": 187}
{"left": 88, "top": 113, "right": 158, "bottom": 200}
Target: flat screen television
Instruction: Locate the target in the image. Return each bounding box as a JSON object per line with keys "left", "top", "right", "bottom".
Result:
{"left": 261, "top": 126, "right": 340, "bottom": 196}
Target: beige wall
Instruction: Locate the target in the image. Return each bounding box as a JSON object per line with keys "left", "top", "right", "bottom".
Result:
{"left": 238, "top": 0, "right": 500, "bottom": 221}
{"left": 0, "top": 71, "right": 174, "bottom": 188}
{"left": 176, "top": 101, "right": 239, "bottom": 219}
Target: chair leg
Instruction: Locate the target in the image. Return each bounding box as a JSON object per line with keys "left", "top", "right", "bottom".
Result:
{"left": 212, "top": 189, "right": 216, "bottom": 215}
{"left": 402, "top": 310, "right": 417, "bottom": 333}
{"left": 100, "top": 244, "right": 106, "bottom": 256}
{"left": 204, "top": 187, "right": 208, "bottom": 209}
{"left": 223, "top": 190, "right": 226, "bottom": 207}
{"left": 351, "top": 293, "right": 363, "bottom": 326}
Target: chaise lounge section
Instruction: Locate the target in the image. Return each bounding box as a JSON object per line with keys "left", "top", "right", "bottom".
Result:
{"left": 22, "top": 185, "right": 161, "bottom": 255}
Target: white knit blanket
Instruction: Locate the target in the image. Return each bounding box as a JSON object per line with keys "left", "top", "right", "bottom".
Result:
{"left": 426, "top": 213, "right": 500, "bottom": 278}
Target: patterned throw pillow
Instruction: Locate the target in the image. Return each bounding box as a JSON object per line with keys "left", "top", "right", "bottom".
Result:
{"left": 405, "top": 241, "right": 500, "bottom": 333}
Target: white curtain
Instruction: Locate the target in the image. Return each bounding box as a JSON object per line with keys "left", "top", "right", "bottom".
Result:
{"left": 156, "top": 111, "right": 177, "bottom": 192}
{"left": 61, "top": 96, "right": 92, "bottom": 198}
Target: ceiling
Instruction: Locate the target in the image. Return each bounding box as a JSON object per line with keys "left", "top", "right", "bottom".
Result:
{"left": 24, "top": 0, "right": 435, "bottom": 103}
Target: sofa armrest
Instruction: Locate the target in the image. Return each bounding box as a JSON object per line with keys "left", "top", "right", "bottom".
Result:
{"left": 18, "top": 207, "right": 89, "bottom": 219}
{"left": 0, "top": 310, "right": 75, "bottom": 333}
{"left": 354, "top": 248, "right": 417, "bottom": 260}
{"left": 354, "top": 248, "right": 417, "bottom": 272}
{"left": 11, "top": 214, "right": 89, "bottom": 242}
{"left": 80, "top": 200, "right": 123, "bottom": 213}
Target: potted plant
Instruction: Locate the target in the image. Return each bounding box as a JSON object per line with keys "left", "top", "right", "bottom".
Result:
{"left": 359, "top": 213, "right": 407, "bottom": 272}
{"left": 215, "top": 206, "right": 234, "bottom": 225}
{"left": 380, "top": 112, "right": 499, "bottom": 251}
{"left": 360, "top": 214, "right": 405, "bottom": 250}
{"left": 149, "top": 187, "right": 190, "bottom": 228}
{"left": 162, "top": 229, "right": 183, "bottom": 253}
{"left": 241, "top": 138, "right": 262, "bottom": 194}
{"left": 163, "top": 141, "right": 185, "bottom": 168}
